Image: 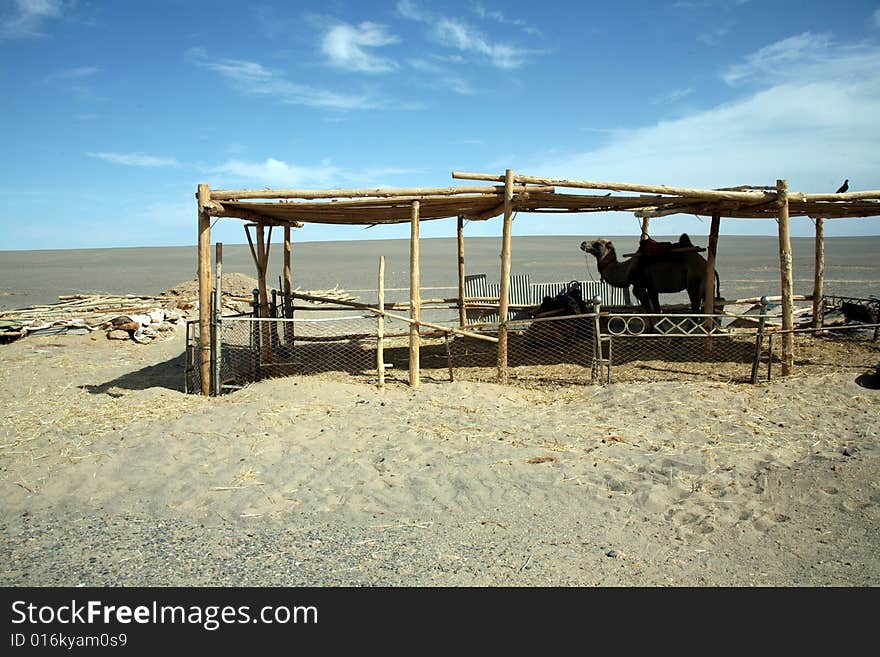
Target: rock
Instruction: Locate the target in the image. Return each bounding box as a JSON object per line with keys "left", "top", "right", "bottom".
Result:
{"left": 148, "top": 309, "right": 165, "bottom": 324}
{"left": 842, "top": 445, "right": 859, "bottom": 457}
{"left": 107, "top": 329, "right": 130, "bottom": 340}
{"left": 605, "top": 549, "right": 618, "bottom": 558}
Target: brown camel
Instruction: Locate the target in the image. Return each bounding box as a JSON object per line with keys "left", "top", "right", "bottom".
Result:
{"left": 580, "top": 235, "right": 720, "bottom": 314}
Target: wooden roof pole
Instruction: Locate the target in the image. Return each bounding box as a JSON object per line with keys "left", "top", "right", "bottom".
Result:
{"left": 453, "top": 171, "right": 774, "bottom": 202}
{"left": 497, "top": 169, "right": 515, "bottom": 384}
{"left": 777, "top": 179, "right": 795, "bottom": 375}
{"left": 812, "top": 217, "right": 825, "bottom": 329}
{"left": 457, "top": 216, "right": 467, "bottom": 328}
{"left": 409, "top": 201, "right": 421, "bottom": 388}
{"left": 197, "top": 184, "right": 213, "bottom": 396}
{"left": 210, "top": 184, "right": 552, "bottom": 201}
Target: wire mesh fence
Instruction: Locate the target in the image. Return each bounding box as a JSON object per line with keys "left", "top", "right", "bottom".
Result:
{"left": 220, "top": 312, "right": 394, "bottom": 390}
{"left": 185, "top": 308, "right": 879, "bottom": 394}
{"left": 765, "top": 323, "right": 880, "bottom": 380}
{"left": 448, "top": 314, "right": 601, "bottom": 386}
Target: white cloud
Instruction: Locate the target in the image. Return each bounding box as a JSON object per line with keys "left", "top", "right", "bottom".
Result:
{"left": 397, "top": 1, "right": 542, "bottom": 69}
{"left": 87, "top": 152, "right": 180, "bottom": 167}
{"left": 188, "top": 48, "right": 379, "bottom": 111}
{"left": 433, "top": 17, "right": 535, "bottom": 69}
{"left": 321, "top": 22, "right": 398, "bottom": 73}
{"left": 0, "top": 0, "right": 63, "bottom": 39}
{"left": 51, "top": 66, "right": 100, "bottom": 79}
{"left": 650, "top": 87, "right": 693, "bottom": 105}
{"left": 408, "top": 58, "right": 476, "bottom": 94}
{"left": 698, "top": 26, "right": 730, "bottom": 46}
{"left": 520, "top": 34, "right": 880, "bottom": 234}
{"left": 209, "top": 157, "right": 418, "bottom": 189}
{"left": 722, "top": 32, "right": 835, "bottom": 85}
{"left": 396, "top": 0, "right": 430, "bottom": 22}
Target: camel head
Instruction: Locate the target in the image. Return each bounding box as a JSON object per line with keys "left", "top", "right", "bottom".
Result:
{"left": 580, "top": 239, "right": 616, "bottom": 262}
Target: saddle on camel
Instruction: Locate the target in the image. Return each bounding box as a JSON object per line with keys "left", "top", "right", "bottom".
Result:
{"left": 624, "top": 233, "right": 706, "bottom": 258}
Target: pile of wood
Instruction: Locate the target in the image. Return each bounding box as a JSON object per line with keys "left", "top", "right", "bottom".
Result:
{"left": 0, "top": 284, "right": 359, "bottom": 343}
{"left": 0, "top": 294, "right": 186, "bottom": 343}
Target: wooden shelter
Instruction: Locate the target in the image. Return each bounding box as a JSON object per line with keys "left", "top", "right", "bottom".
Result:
{"left": 195, "top": 172, "right": 880, "bottom": 395}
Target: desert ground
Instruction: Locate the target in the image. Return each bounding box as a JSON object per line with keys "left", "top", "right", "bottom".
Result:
{"left": 1, "top": 322, "right": 878, "bottom": 586}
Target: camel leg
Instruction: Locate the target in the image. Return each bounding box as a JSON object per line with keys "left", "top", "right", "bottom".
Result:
{"left": 649, "top": 289, "right": 662, "bottom": 314}
{"left": 633, "top": 286, "right": 652, "bottom": 313}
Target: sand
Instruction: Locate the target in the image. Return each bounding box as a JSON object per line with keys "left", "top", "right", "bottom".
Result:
{"left": 1, "top": 328, "right": 878, "bottom": 586}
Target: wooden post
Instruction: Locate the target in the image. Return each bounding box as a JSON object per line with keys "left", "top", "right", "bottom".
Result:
{"left": 378, "top": 255, "right": 386, "bottom": 389}
{"left": 812, "top": 217, "right": 825, "bottom": 329}
{"left": 283, "top": 225, "right": 292, "bottom": 300}
{"left": 457, "top": 215, "right": 467, "bottom": 328}
{"left": 640, "top": 216, "right": 651, "bottom": 240}
{"left": 283, "top": 225, "right": 295, "bottom": 347}
{"left": 197, "top": 184, "right": 212, "bottom": 396}
{"left": 704, "top": 213, "right": 721, "bottom": 337}
{"left": 409, "top": 201, "right": 421, "bottom": 388}
{"left": 213, "top": 242, "right": 223, "bottom": 396}
{"left": 255, "top": 223, "right": 272, "bottom": 362}
{"left": 497, "top": 169, "right": 515, "bottom": 383}
{"left": 777, "top": 179, "right": 795, "bottom": 375}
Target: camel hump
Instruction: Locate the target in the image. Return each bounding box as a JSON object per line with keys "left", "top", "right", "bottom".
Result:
{"left": 677, "top": 233, "right": 693, "bottom": 247}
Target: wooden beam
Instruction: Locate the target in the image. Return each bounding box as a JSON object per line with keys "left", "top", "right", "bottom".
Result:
{"left": 202, "top": 201, "right": 303, "bottom": 227}
{"left": 794, "top": 190, "right": 880, "bottom": 202}
{"left": 409, "top": 200, "right": 421, "bottom": 388}
{"left": 453, "top": 171, "right": 776, "bottom": 202}
{"left": 497, "top": 169, "right": 515, "bottom": 384}
{"left": 197, "top": 184, "right": 212, "bottom": 396}
{"left": 812, "top": 217, "right": 825, "bottom": 329}
{"left": 457, "top": 216, "right": 467, "bottom": 328}
{"left": 777, "top": 179, "right": 794, "bottom": 375}
{"left": 466, "top": 200, "right": 505, "bottom": 222}
{"left": 210, "top": 185, "right": 555, "bottom": 201}
{"left": 640, "top": 216, "right": 651, "bottom": 240}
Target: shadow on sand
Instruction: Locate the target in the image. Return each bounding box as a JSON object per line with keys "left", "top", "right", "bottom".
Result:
{"left": 80, "top": 352, "right": 187, "bottom": 395}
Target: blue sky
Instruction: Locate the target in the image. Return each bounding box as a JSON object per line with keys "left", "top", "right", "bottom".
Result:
{"left": 2, "top": 0, "right": 879, "bottom": 250}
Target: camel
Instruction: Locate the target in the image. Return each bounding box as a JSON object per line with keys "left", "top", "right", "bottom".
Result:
{"left": 580, "top": 235, "right": 720, "bottom": 314}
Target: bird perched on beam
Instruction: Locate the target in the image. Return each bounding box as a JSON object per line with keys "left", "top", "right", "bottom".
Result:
{"left": 836, "top": 179, "right": 849, "bottom": 193}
